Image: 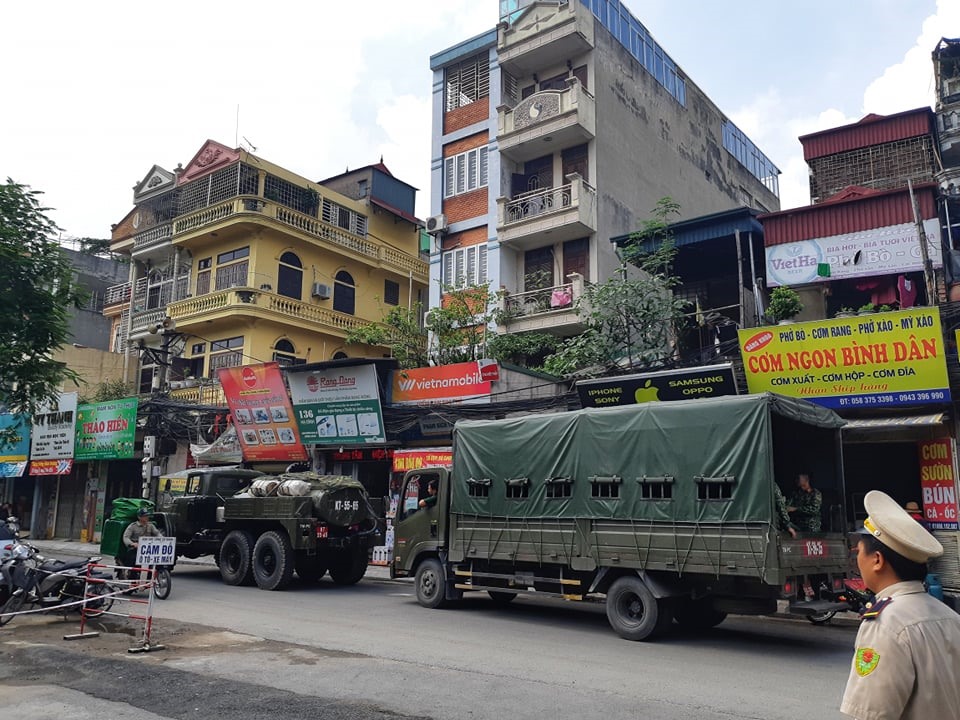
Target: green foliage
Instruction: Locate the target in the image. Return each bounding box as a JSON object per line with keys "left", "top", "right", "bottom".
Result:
{"left": 76, "top": 237, "right": 117, "bottom": 258}
{"left": 766, "top": 286, "right": 803, "bottom": 323}
{"left": 79, "top": 379, "right": 132, "bottom": 405}
{"left": 858, "top": 302, "right": 876, "bottom": 313}
{"left": 878, "top": 304, "right": 892, "bottom": 312}
{"left": 345, "top": 303, "right": 429, "bottom": 369}
{"left": 541, "top": 198, "right": 685, "bottom": 378}
{"left": 427, "top": 284, "right": 506, "bottom": 366}
{"left": 486, "top": 332, "right": 560, "bottom": 368}
{"left": 0, "top": 180, "right": 83, "bottom": 416}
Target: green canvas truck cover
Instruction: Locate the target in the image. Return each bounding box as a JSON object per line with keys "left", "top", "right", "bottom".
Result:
{"left": 450, "top": 392, "right": 844, "bottom": 523}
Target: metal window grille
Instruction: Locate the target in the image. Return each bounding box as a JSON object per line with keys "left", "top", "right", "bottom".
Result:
{"left": 445, "top": 52, "right": 489, "bottom": 111}
{"left": 321, "top": 199, "right": 367, "bottom": 236}
{"left": 209, "top": 351, "right": 243, "bottom": 372}
{"left": 264, "top": 174, "right": 314, "bottom": 215}
{"left": 215, "top": 261, "right": 249, "bottom": 290}
{"left": 637, "top": 476, "right": 674, "bottom": 501}
{"left": 384, "top": 279, "right": 400, "bottom": 305}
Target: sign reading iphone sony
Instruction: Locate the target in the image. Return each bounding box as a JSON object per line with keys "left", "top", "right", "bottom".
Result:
{"left": 766, "top": 219, "right": 941, "bottom": 286}
{"left": 287, "top": 363, "right": 386, "bottom": 444}
{"left": 576, "top": 364, "right": 738, "bottom": 408}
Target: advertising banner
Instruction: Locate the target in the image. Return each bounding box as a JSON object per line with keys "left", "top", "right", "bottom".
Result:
{"left": 29, "top": 392, "right": 77, "bottom": 475}
{"left": 392, "top": 448, "right": 453, "bottom": 472}
{"left": 0, "top": 414, "right": 31, "bottom": 477}
{"left": 738, "top": 308, "right": 950, "bottom": 409}
{"left": 576, "top": 364, "right": 737, "bottom": 408}
{"left": 74, "top": 398, "right": 139, "bottom": 460}
{"left": 218, "top": 363, "right": 307, "bottom": 462}
{"left": 390, "top": 362, "right": 492, "bottom": 405}
{"left": 287, "top": 364, "right": 386, "bottom": 445}
{"left": 766, "top": 218, "right": 942, "bottom": 286}
{"left": 917, "top": 439, "right": 959, "bottom": 531}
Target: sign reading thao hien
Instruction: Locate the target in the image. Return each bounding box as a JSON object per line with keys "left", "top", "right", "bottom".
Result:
{"left": 738, "top": 308, "right": 950, "bottom": 409}
{"left": 917, "top": 439, "right": 959, "bottom": 531}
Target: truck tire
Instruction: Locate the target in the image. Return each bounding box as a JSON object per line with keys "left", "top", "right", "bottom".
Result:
{"left": 488, "top": 591, "right": 517, "bottom": 604}
{"left": 673, "top": 598, "right": 727, "bottom": 630}
{"left": 329, "top": 550, "right": 367, "bottom": 586}
{"left": 295, "top": 555, "right": 327, "bottom": 583}
{"left": 415, "top": 558, "right": 448, "bottom": 609}
{"left": 606, "top": 576, "right": 672, "bottom": 641}
{"left": 220, "top": 530, "right": 255, "bottom": 586}
{"left": 252, "top": 531, "right": 295, "bottom": 591}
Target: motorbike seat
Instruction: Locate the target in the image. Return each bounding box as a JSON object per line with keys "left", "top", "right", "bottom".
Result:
{"left": 38, "top": 558, "right": 91, "bottom": 573}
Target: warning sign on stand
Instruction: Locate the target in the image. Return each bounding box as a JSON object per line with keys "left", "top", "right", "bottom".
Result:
{"left": 137, "top": 537, "right": 177, "bottom": 566}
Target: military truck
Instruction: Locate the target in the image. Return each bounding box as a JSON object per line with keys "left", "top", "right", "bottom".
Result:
{"left": 157, "top": 468, "right": 380, "bottom": 591}
{"left": 392, "top": 393, "right": 854, "bottom": 640}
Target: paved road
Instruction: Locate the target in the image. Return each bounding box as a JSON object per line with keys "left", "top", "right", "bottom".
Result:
{"left": 2, "top": 545, "right": 858, "bottom": 720}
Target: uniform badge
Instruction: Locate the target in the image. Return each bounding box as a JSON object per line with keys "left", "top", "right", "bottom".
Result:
{"left": 855, "top": 647, "right": 880, "bottom": 676}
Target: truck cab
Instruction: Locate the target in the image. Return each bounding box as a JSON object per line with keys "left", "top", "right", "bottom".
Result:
{"left": 392, "top": 467, "right": 450, "bottom": 579}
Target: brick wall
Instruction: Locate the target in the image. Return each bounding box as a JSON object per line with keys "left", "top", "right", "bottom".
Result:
{"left": 443, "top": 131, "right": 488, "bottom": 157}
{"left": 444, "top": 99, "right": 489, "bottom": 134}
{"left": 444, "top": 189, "right": 488, "bottom": 224}
{"left": 441, "top": 226, "right": 487, "bottom": 252}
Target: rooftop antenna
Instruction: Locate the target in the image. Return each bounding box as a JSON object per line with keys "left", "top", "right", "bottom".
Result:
{"left": 242, "top": 136, "right": 258, "bottom": 153}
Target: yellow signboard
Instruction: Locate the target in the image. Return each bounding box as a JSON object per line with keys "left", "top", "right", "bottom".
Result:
{"left": 738, "top": 308, "right": 950, "bottom": 409}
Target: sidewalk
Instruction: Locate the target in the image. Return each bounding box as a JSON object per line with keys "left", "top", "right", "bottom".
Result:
{"left": 26, "top": 538, "right": 393, "bottom": 580}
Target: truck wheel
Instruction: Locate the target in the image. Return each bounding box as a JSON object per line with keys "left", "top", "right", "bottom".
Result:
{"left": 673, "top": 599, "right": 727, "bottom": 629}
{"left": 295, "top": 556, "right": 327, "bottom": 583}
{"left": 220, "top": 530, "right": 255, "bottom": 586}
{"left": 329, "top": 551, "right": 367, "bottom": 586}
{"left": 415, "top": 558, "right": 448, "bottom": 609}
{"left": 606, "top": 576, "right": 669, "bottom": 641}
{"left": 488, "top": 591, "right": 517, "bottom": 604}
{"left": 252, "top": 531, "right": 295, "bottom": 591}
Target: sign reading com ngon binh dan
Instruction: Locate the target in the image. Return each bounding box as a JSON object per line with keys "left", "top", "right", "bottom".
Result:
{"left": 738, "top": 307, "right": 950, "bottom": 409}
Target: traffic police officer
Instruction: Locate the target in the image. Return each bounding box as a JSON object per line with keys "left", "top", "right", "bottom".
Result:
{"left": 841, "top": 490, "right": 960, "bottom": 720}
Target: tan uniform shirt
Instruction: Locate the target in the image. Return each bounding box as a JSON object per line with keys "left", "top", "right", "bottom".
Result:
{"left": 841, "top": 580, "right": 960, "bottom": 720}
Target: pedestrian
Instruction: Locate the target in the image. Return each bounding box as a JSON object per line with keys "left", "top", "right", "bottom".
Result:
{"left": 118, "top": 507, "right": 162, "bottom": 590}
{"left": 840, "top": 490, "right": 960, "bottom": 720}
{"left": 787, "top": 472, "right": 822, "bottom": 532}
{"left": 904, "top": 501, "right": 928, "bottom": 530}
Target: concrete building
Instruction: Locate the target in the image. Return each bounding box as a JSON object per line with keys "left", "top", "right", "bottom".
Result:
{"left": 427, "top": 0, "right": 780, "bottom": 342}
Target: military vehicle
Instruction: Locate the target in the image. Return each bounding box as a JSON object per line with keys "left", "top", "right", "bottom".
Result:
{"left": 156, "top": 468, "right": 380, "bottom": 591}
{"left": 392, "top": 393, "right": 854, "bottom": 640}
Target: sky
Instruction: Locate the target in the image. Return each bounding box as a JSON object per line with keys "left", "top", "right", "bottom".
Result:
{"left": 1, "top": 0, "right": 957, "bottom": 241}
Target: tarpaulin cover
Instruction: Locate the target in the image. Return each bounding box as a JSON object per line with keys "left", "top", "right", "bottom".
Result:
{"left": 265, "top": 472, "right": 373, "bottom": 527}
{"left": 109, "top": 497, "right": 155, "bottom": 522}
{"left": 451, "top": 392, "right": 844, "bottom": 523}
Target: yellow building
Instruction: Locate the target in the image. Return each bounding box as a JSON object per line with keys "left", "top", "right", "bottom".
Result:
{"left": 105, "top": 140, "right": 427, "bottom": 403}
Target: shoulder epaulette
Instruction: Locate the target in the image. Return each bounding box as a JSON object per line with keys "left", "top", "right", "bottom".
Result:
{"left": 861, "top": 596, "right": 893, "bottom": 620}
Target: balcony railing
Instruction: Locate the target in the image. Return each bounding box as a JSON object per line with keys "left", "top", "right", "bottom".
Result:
{"left": 167, "top": 286, "right": 371, "bottom": 335}
{"left": 132, "top": 222, "right": 173, "bottom": 255}
{"left": 168, "top": 381, "right": 227, "bottom": 407}
{"left": 505, "top": 282, "right": 575, "bottom": 318}
{"left": 498, "top": 81, "right": 595, "bottom": 161}
{"left": 172, "top": 196, "right": 428, "bottom": 281}
{"left": 497, "top": 175, "right": 597, "bottom": 249}
{"left": 105, "top": 282, "right": 131, "bottom": 306}
{"left": 502, "top": 274, "right": 587, "bottom": 334}
{"left": 130, "top": 309, "right": 168, "bottom": 337}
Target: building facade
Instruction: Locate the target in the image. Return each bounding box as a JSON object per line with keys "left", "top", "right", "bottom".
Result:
{"left": 427, "top": 0, "right": 780, "bottom": 341}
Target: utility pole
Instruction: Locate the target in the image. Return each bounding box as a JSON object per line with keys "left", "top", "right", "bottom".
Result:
{"left": 908, "top": 179, "right": 937, "bottom": 304}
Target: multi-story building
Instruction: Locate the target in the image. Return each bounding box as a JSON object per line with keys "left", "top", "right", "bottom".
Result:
{"left": 427, "top": 0, "right": 780, "bottom": 341}
{"left": 933, "top": 37, "right": 960, "bottom": 262}
{"left": 104, "top": 140, "right": 427, "bottom": 405}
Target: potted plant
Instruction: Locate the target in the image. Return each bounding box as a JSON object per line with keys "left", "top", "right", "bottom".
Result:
{"left": 766, "top": 286, "right": 803, "bottom": 325}
{"left": 857, "top": 302, "right": 876, "bottom": 316}
{"left": 877, "top": 304, "right": 893, "bottom": 312}
{"left": 835, "top": 306, "right": 856, "bottom": 319}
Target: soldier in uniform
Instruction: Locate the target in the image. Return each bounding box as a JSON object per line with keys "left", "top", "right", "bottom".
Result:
{"left": 840, "top": 490, "right": 960, "bottom": 720}
{"left": 787, "top": 472, "right": 822, "bottom": 532}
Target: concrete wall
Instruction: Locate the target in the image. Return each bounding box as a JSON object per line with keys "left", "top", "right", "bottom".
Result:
{"left": 53, "top": 345, "right": 127, "bottom": 396}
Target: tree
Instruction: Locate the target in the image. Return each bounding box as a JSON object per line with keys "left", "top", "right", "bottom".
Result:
{"left": 541, "top": 198, "right": 686, "bottom": 378}
{"left": 0, "top": 180, "right": 84, "bottom": 420}
{"left": 345, "top": 303, "right": 430, "bottom": 370}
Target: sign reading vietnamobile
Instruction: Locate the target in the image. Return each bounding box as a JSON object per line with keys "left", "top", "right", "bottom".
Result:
{"left": 390, "top": 362, "right": 493, "bottom": 405}
{"left": 738, "top": 307, "right": 950, "bottom": 409}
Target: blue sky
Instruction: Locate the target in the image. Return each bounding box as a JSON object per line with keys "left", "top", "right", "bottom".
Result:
{"left": 1, "top": 0, "right": 955, "bottom": 239}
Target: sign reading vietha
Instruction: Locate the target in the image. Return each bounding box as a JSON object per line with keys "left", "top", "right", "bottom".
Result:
{"left": 287, "top": 364, "right": 386, "bottom": 444}
{"left": 738, "top": 308, "right": 950, "bottom": 409}
{"left": 577, "top": 365, "right": 737, "bottom": 407}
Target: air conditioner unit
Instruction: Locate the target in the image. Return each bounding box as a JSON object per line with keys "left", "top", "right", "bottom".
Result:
{"left": 311, "top": 282, "right": 332, "bottom": 299}
{"left": 426, "top": 214, "right": 448, "bottom": 234}
{"left": 423, "top": 309, "right": 436, "bottom": 327}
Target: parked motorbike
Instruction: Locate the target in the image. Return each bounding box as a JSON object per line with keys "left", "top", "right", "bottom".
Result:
{"left": 807, "top": 579, "right": 875, "bottom": 624}
{"left": 0, "top": 544, "right": 115, "bottom": 626}
{"left": 1, "top": 516, "right": 23, "bottom": 562}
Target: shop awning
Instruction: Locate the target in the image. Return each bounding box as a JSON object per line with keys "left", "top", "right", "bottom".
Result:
{"left": 842, "top": 413, "right": 946, "bottom": 430}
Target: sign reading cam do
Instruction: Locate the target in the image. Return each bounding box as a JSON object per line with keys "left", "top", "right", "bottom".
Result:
{"left": 738, "top": 308, "right": 950, "bottom": 409}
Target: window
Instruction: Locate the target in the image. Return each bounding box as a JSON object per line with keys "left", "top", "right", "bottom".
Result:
{"left": 563, "top": 238, "right": 589, "bottom": 279}
{"left": 441, "top": 244, "right": 488, "bottom": 289}
{"left": 357, "top": 179, "right": 368, "bottom": 198}
{"left": 322, "top": 199, "right": 367, "bottom": 236}
{"left": 333, "top": 270, "right": 356, "bottom": 315}
{"left": 637, "top": 475, "right": 674, "bottom": 501}
{"left": 696, "top": 475, "right": 736, "bottom": 501}
{"left": 443, "top": 147, "right": 488, "bottom": 198}
{"left": 590, "top": 476, "right": 621, "bottom": 499}
{"left": 384, "top": 279, "right": 400, "bottom": 306}
{"left": 139, "top": 365, "right": 156, "bottom": 394}
{"left": 467, "top": 477, "right": 491, "bottom": 498}
{"left": 545, "top": 476, "right": 572, "bottom": 499}
{"left": 198, "top": 258, "right": 212, "bottom": 271}
{"left": 504, "top": 477, "right": 529, "bottom": 499}
{"left": 191, "top": 343, "right": 205, "bottom": 355}
{"left": 272, "top": 338, "right": 303, "bottom": 366}
{"left": 217, "top": 247, "right": 249, "bottom": 264}
{"left": 215, "top": 261, "right": 248, "bottom": 290}
{"left": 444, "top": 52, "right": 489, "bottom": 111}
{"left": 332, "top": 351, "right": 349, "bottom": 360}
{"left": 277, "top": 251, "right": 303, "bottom": 300}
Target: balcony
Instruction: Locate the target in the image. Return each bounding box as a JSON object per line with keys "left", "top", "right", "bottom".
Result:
{"left": 496, "top": 174, "right": 597, "bottom": 250}
{"left": 131, "top": 222, "right": 174, "bottom": 260}
{"left": 172, "top": 197, "right": 428, "bottom": 284}
{"left": 502, "top": 274, "right": 587, "bottom": 336}
{"left": 129, "top": 308, "right": 168, "bottom": 340}
{"left": 104, "top": 282, "right": 131, "bottom": 315}
{"left": 166, "top": 286, "right": 371, "bottom": 338}
{"left": 168, "top": 380, "right": 227, "bottom": 407}
{"left": 497, "top": 1, "right": 594, "bottom": 76}
{"left": 498, "top": 81, "right": 595, "bottom": 163}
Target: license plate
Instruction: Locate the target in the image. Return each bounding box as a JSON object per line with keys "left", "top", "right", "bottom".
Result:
{"left": 802, "top": 539, "right": 828, "bottom": 557}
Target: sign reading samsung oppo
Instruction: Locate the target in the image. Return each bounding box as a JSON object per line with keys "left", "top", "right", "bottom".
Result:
{"left": 766, "top": 219, "right": 941, "bottom": 287}
{"left": 576, "top": 365, "right": 738, "bottom": 408}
